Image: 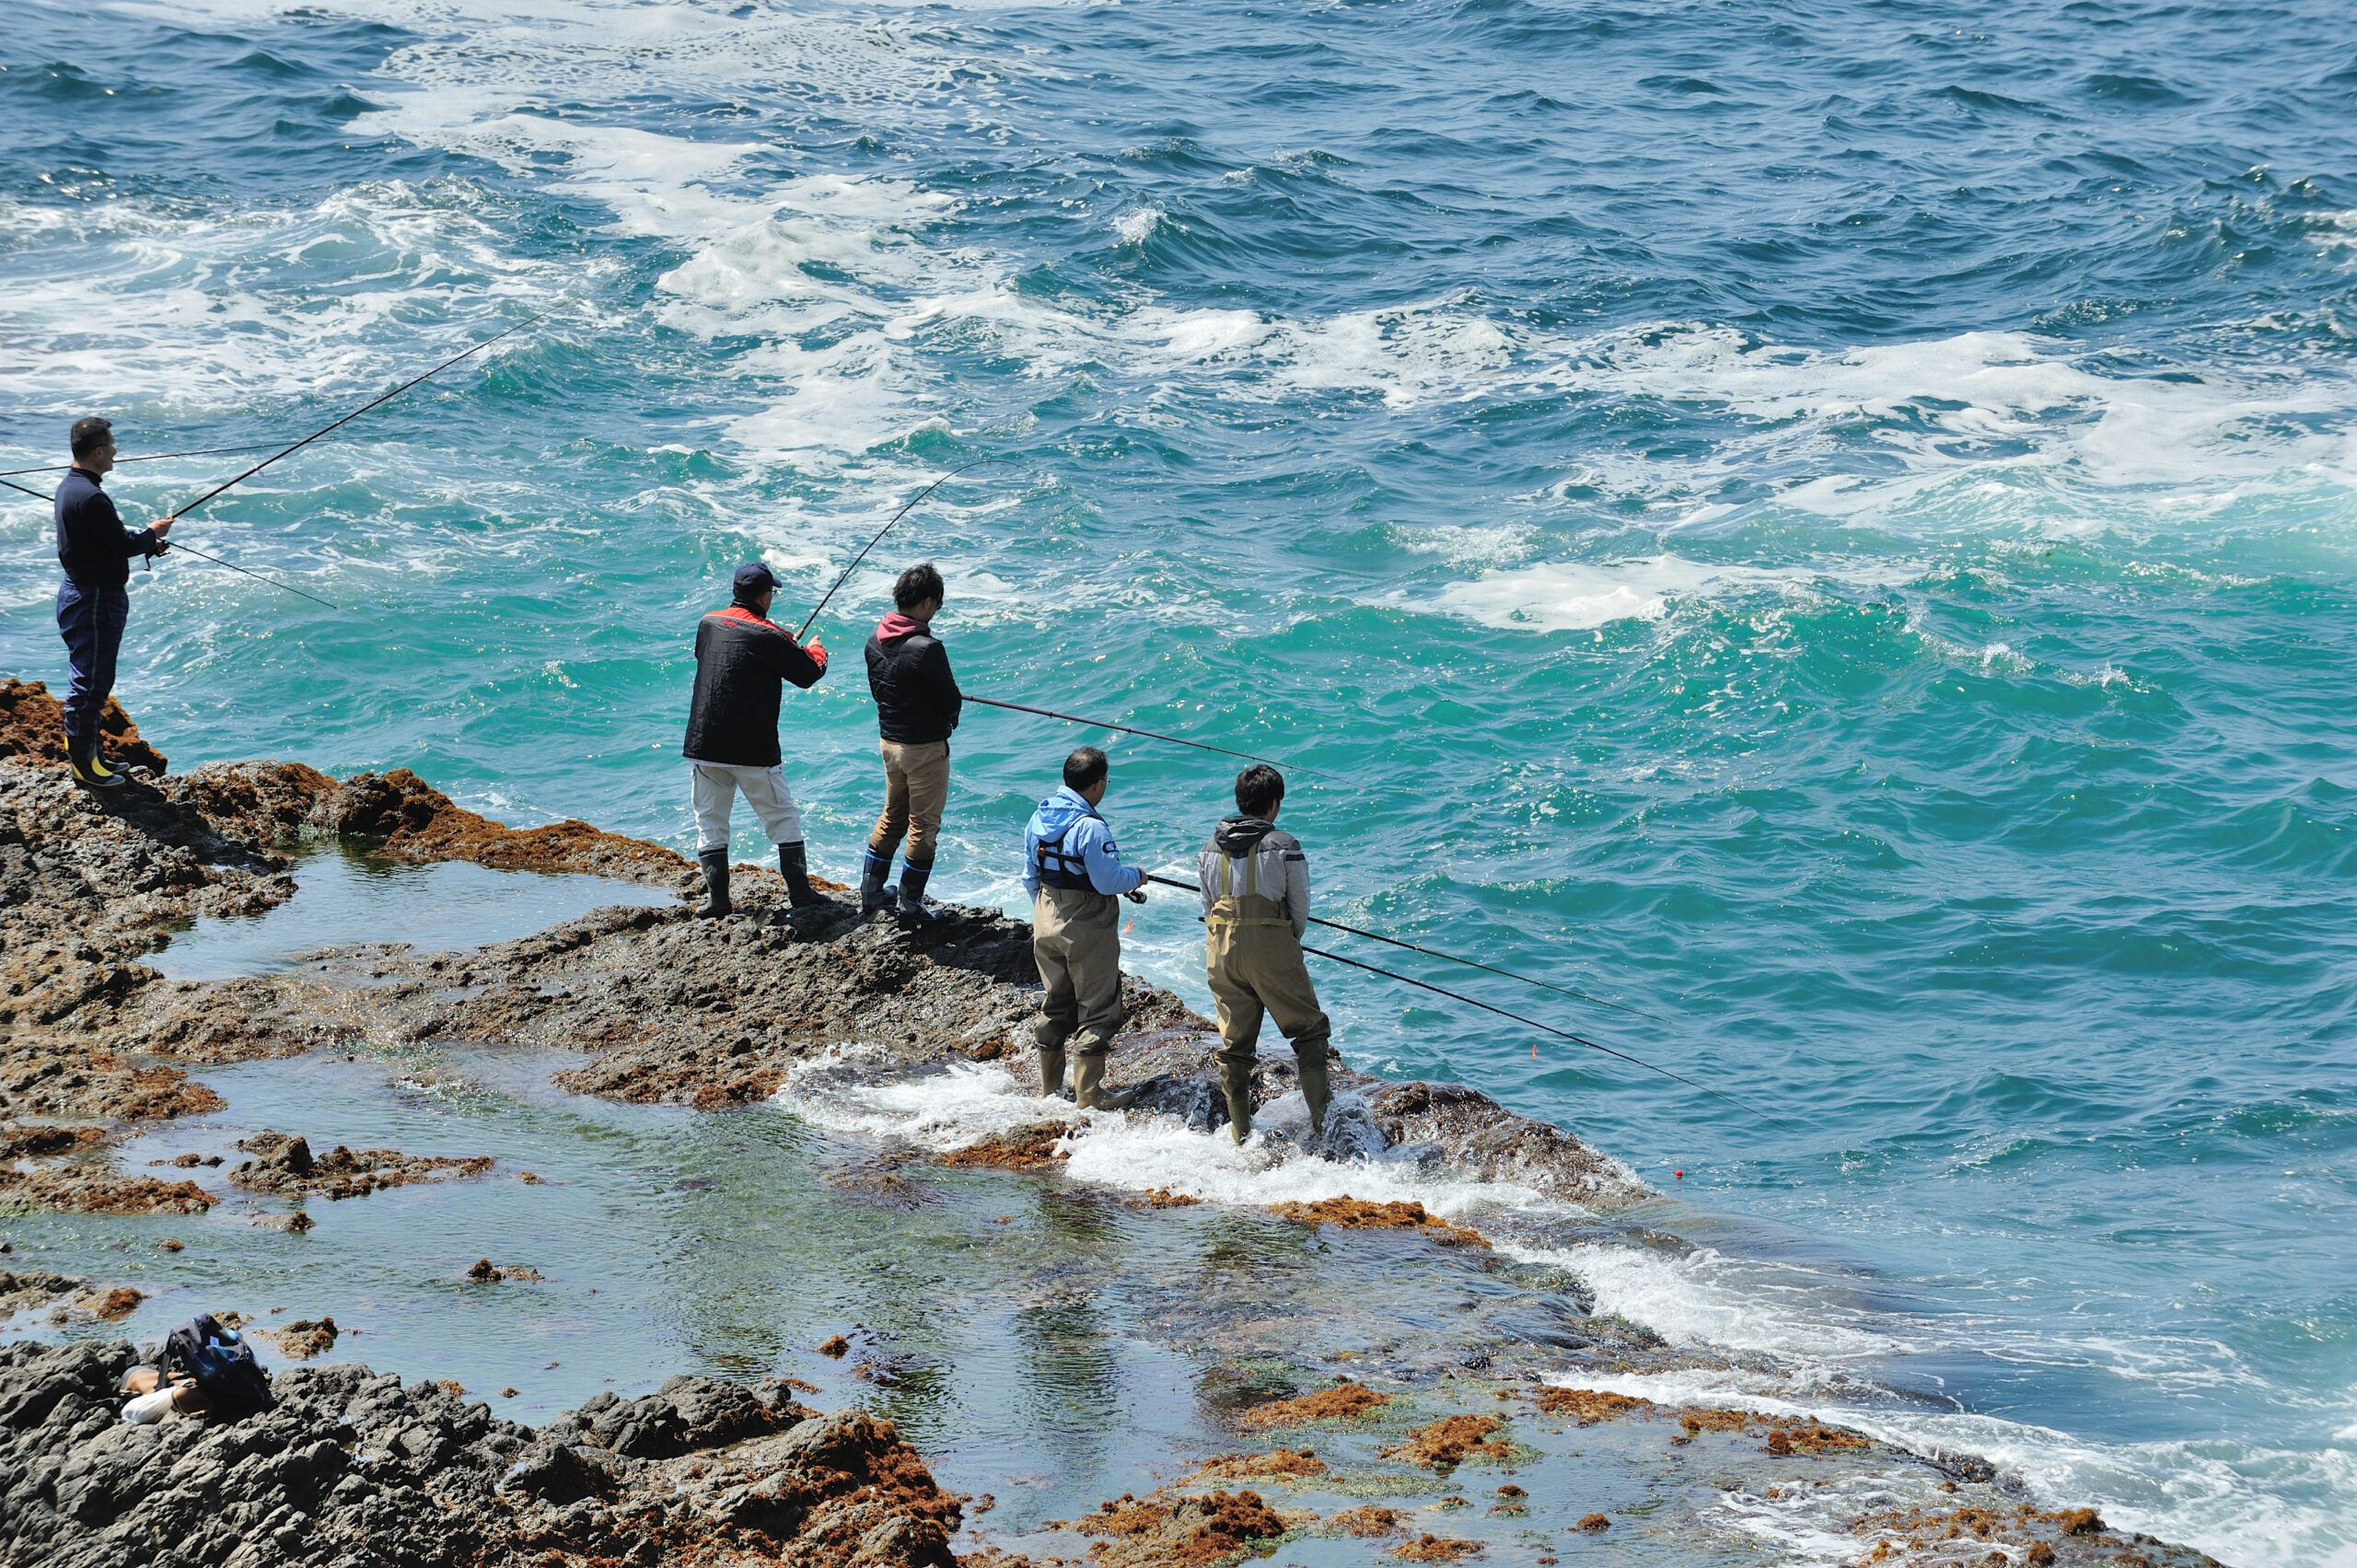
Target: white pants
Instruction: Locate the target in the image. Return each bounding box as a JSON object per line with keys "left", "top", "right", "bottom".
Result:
{"left": 689, "top": 761, "right": 804, "bottom": 853}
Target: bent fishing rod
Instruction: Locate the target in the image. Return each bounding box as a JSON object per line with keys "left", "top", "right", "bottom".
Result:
{"left": 968, "top": 695, "right": 1340, "bottom": 781}
{"left": 0, "top": 475, "right": 341, "bottom": 609}
{"left": 0, "top": 442, "right": 279, "bottom": 479}
{"left": 161, "top": 311, "right": 545, "bottom": 528}
{"left": 1297, "top": 938, "right": 1790, "bottom": 1130}
{"left": 795, "top": 455, "right": 1004, "bottom": 639}
{"left": 1140, "top": 872, "right": 1660, "bottom": 1022}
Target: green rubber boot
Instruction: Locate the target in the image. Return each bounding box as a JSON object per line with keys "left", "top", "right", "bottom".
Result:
{"left": 1073, "top": 1054, "right": 1135, "bottom": 1111}
{"left": 1037, "top": 1044, "right": 1067, "bottom": 1099}
{"left": 1297, "top": 1046, "right": 1333, "bottom": 1137}
{"left": 1218, "top": 1058, "right": 1255, "bottom": 1144}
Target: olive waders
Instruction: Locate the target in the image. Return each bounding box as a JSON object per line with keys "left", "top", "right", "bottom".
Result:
{"left": 1203, "top": 849, "right": 1335, "bottom": 1143}
{"left": 1030, "top": 883, "right": 1132, "bottom": 1109}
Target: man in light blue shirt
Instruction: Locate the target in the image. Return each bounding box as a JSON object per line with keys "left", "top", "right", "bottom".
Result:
{"left": 1023, "top": 746, "right": 1148, "bottom": 1109}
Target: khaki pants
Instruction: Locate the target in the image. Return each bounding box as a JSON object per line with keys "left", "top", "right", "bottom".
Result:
{"left": 1031, "top": 887, "right": 1126, "bottom": 1056}
{"left": 866, "top": 739, "right": 950, "bottom": 867}
{"left": 1206, "top": 923, "right": 1332, "bottom": 1068}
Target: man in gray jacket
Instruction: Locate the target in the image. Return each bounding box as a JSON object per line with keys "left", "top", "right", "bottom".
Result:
{"left": 1199, "top": 763, "right": 1336, "bottom": 1143}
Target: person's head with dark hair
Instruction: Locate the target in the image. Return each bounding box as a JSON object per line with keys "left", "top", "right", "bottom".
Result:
{"left": 1234, "top": 763, "right": 1284, "bottom": 820}
{"left": 70, "top": 417, "right": 115, "bottom": 472}
{"left": 1062, "top": 746, "right": 1109, "bottom": 799}
{"left": 892, "top": 562, "right": 946, "bottom": 618}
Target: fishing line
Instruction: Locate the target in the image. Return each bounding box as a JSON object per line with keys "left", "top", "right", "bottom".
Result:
{"left": 0, "top": 443, "right": 279, "bottom": 479}
{"left": 1296, "top": 939, "right": 1788, "bottom": 1130}
{"left": 3, "top": 472, "right": 342, "bottom": 610}
{"left": 968, "top": 694, "right": 1339, "bottom": 780}
{"left": 794, "top": 455, "right": 1004, "bottom": 639}
{"left": 1141, "top": 872, "right": 1660, "bottom": 1021}
{"left": 164, "top": 311, "right": 544, "bottom": 524}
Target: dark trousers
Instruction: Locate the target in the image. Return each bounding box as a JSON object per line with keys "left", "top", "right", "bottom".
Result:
{"left": 55, "top": 579, "right": 128, "bottom": 745}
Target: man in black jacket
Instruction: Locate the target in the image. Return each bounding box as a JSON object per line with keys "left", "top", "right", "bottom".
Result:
{"left": 861, "top": 562, "right": 961, "bottom": 921}
{"left": 683, "top": 562, "right": 830, "bottom": 918}
{"left": 53, "top": 417, "right": 173, "bottom": 790}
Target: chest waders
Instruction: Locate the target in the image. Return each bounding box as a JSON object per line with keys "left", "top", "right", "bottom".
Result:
{"left": 1205, "top": 851, "right": 1333, "bottom": 1144}
{"left": 1029, "top": 815, "right": 1133, "bottom": 1109}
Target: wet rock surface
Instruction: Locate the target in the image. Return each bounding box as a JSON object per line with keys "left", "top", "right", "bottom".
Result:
{"left": 1, "top": 701, "right": 2220, "bottom": 1568}
{"left": 0, "top": 1339, "right": 965, "bottom": 1568}
{"left": 3, "top": 696, "right": 1643, "bottom": 1213}
{"left": 226, "top": 1131, "right": 495, "bottom": 1201}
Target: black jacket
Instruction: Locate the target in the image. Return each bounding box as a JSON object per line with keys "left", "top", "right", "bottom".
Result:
{"left": 682, "top": 604, "right": 828, "bottom": 768}
{"left": 865, "top": 612, "right": 961, "bottom": 745}
{"left": 55, "top": 469, "right": 163, "bottom": 587}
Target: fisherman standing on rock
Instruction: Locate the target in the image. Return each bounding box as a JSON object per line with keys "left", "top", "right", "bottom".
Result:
{"left": 53, "top": 417, "right": 173, "bottom": 790}
{"left": 1202, "top": 765, "right": 1338, "bottom": 1143}
{"left": 1023, "top": 746, "right": 1149, "bottom": 1109}
{"left": 860, "top": 563, "right": 961, "bottom": 922}
{"left": 683, "top": 562, "right": 830, "bottom": 919}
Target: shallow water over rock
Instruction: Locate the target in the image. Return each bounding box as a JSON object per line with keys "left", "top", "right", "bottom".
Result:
{"left": 148, "top": 842, "right": 677, "bottom": 982}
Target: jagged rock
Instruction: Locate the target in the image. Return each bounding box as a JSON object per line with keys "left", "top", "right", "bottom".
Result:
{"left": 0, "top": 1342, "right": 952, "bottom": 1568}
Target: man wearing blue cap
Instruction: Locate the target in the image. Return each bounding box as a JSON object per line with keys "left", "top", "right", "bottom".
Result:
{"left": 682, "top": 562, "right": 830, "bottom": 918}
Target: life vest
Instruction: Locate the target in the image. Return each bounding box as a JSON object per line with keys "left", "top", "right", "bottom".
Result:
{"left": 1034, "top": 807, "right": 1103, "bottom": 892}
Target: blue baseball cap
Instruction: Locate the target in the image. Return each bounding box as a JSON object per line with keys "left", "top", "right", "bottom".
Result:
{"left": 733, "top": 561, "right": 780, "bottom": 598}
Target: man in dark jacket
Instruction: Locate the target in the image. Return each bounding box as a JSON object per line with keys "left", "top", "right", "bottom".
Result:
{"left": 861, "top": 561, "right": 961, "bottom": 921}
{"left": 53, "top": 417, "right": 173, "bottom": 790}
{"left": 683, "top": 562, "right": 830, "bottom": 918}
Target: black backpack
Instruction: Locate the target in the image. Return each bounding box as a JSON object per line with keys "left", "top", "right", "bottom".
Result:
{"left": 157, "top": 1315, "right": 273, "bottom": 1418}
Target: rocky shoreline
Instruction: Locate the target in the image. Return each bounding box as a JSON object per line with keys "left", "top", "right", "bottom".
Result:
{"left": 0, "top": 678, "right": 2226, "bottom": 1567}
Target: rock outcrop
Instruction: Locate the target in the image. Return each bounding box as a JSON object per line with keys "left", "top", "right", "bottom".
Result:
{"left": 0, "top": 1339, "right": 962, "bottom": 1568}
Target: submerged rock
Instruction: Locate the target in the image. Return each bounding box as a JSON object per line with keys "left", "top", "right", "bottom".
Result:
{"left": 0, "top": 1339, "right": 961, "bottom": 1568}
{"left": 228, "top": 1131, "right": 494, "bottom": 1201}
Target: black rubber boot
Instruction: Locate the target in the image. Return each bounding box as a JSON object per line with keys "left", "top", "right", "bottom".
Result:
{"left": 859, "top": 852, "right": 894, "bottom": 914}
{"left": 697, "top": 849, "right": 731, "bottom": 919}
{"left": 67, "top": 733, "right": 122, "bottom": 791}
{"left": 1218, "top": 1058, "right": 1256, "bottom": 1144}
{"left": 779, "top": 842, "right": 827, "bottom": 909}
{"left": 895, "top": 862, "right": 935, "bottom": 923}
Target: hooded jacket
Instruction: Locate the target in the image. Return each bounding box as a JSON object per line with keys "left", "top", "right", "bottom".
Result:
{"left": 54, "top": 469, "right": 165, "bottom": 587}
{"left": 682, "top": 602, "right": 828, "bottom": 768}
{"left": 1022, "top": 785, "right": 1146, "bottom": 900}
{"left": 1198, "top": 815, "right": 1310, "bottom": 939}
{"left": 865, "top": 611, "right": 961, "bottom": 745}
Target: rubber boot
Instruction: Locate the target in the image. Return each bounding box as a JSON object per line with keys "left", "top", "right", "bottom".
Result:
{"left": 697, "top": 849, "right": 732, "bottom": 919}
{"left": 67, "top": 733, "right": 122, "bottom": 791}
{"left": 1218, "top": 1058, "right": 1256, "bottom": 1144}
{"left": 779, "top": 842, "right": 827, "bottom": 910}
{"left": 1072, "top": 1054, "right": 1135, "bottom": 1111}
{"left": 1037, "top": 1044, "right": 1068, "bottom": 1099}
{"left": 895, "top": 861, "right": 935, "bottom": 923}
{"left": 859, "top": 851, "right": 894, "bottom": 914}
{"left": 1296, "top": 1046, "right": 1333, "bottom": 1137}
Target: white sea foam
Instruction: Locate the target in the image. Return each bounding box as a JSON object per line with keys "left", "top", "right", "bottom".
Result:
{"left": 1414, "top": 553, "right": 1920, "bottom": 633}
{"left": 1545, "top": 1364, "right": 2356, "bottom": 1567}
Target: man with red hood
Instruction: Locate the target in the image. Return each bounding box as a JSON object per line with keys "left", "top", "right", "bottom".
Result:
{"left": 861, "top": 562, "right": 962, "bottom": 920}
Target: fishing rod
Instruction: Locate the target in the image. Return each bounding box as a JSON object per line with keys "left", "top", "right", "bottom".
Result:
{"left": 1298, "top": 939, "right": 1789, "bottom": 1131}
{"left": 968, "top": 694, "right": 1341, "bottom": 780}
{"left": 795, "top": 455, "right": 1003, "bottom": 639}
{"left": 161, "top": 311, "right": 543, "bottom": 526}
{"left": 1140, "top": 872, "right": 1660, "bottom": 1022}
{"left": 0, "top": 442, "right": 279, "bottom": 479}
{"left": 0, "top": 475, "right": 343, "bottom": 609}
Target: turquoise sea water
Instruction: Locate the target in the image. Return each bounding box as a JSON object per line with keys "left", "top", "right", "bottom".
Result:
{"left": 3, "top": 0, "right": 2352, "bottom": 1559}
